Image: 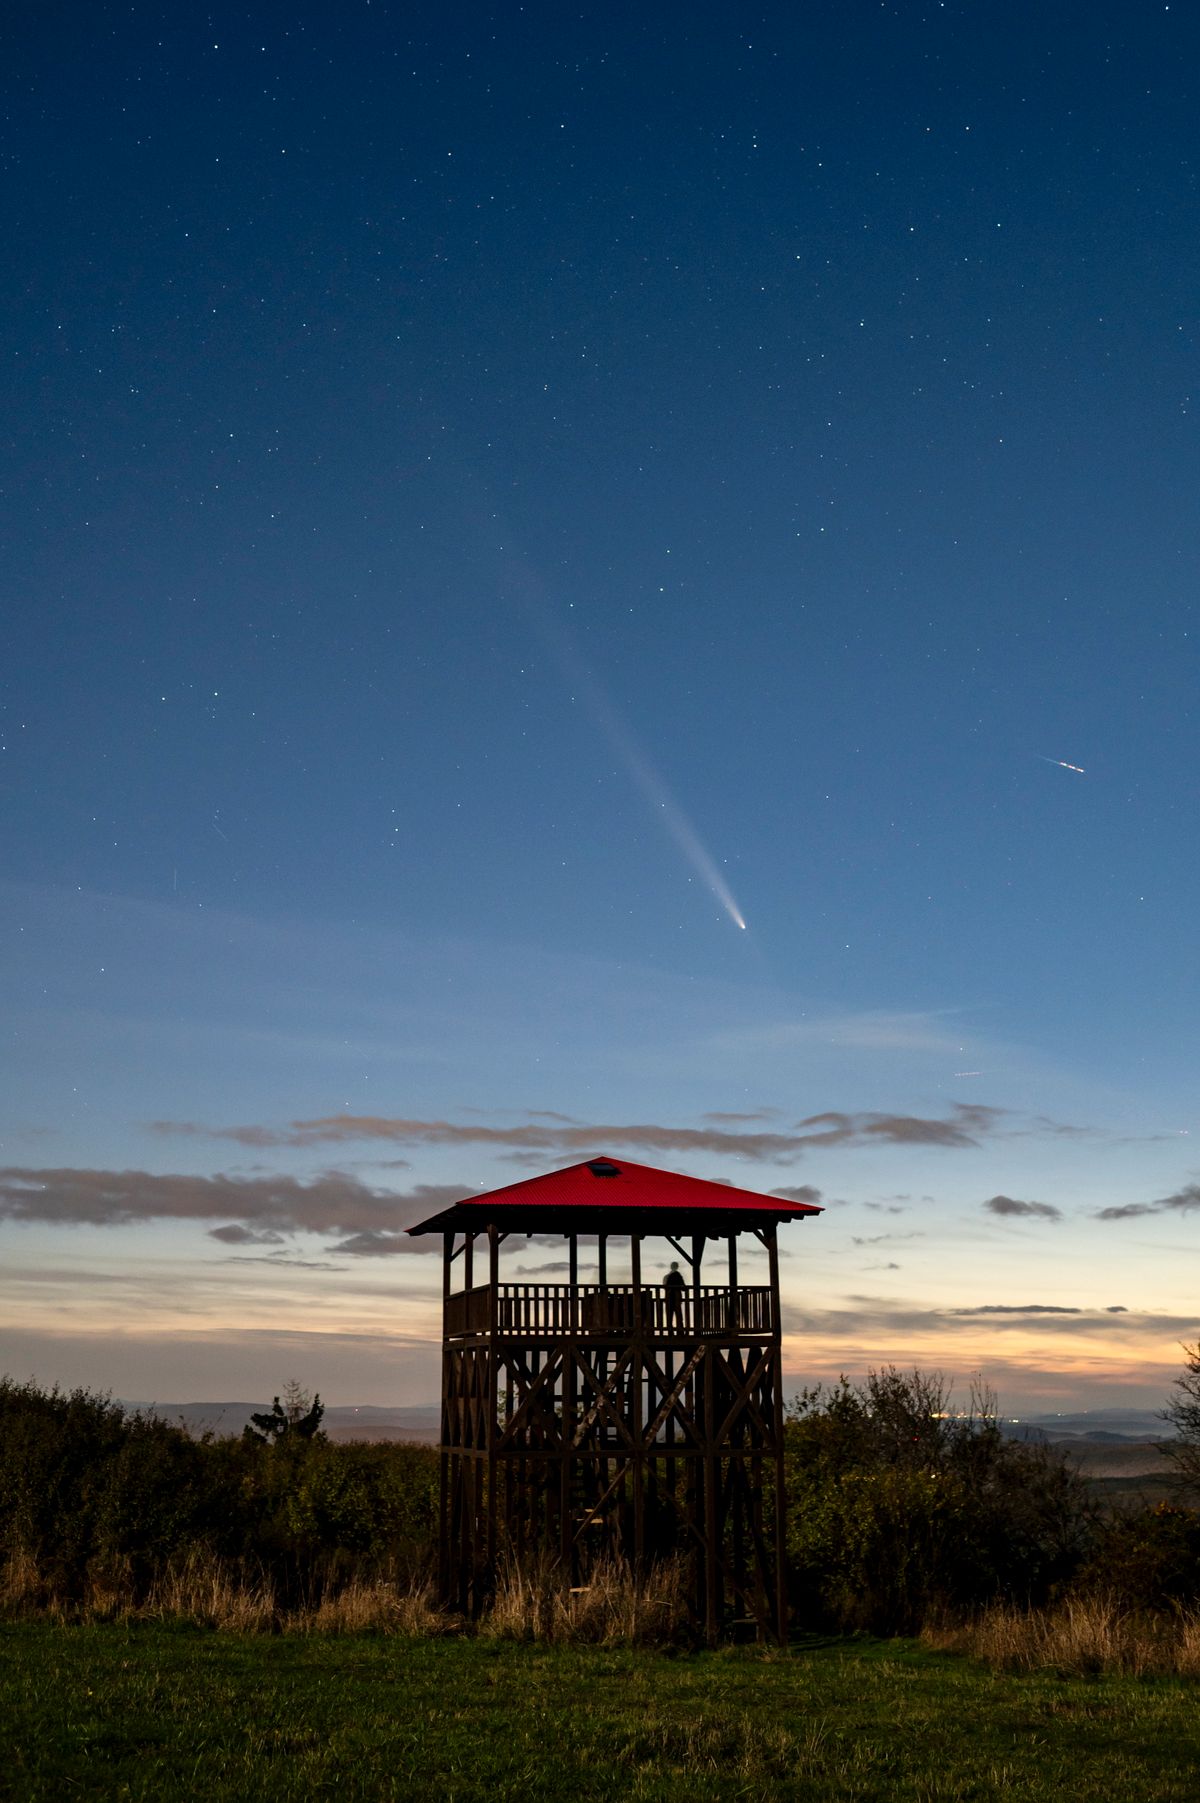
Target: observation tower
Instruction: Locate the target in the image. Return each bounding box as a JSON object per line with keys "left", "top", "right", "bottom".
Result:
{"left": 408, "top": 1155, "right": 821, "bottom": 1642}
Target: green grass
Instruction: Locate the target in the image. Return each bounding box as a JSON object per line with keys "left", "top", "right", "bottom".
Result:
{"left": 2, "top": 1625, "right": 1198, "bottom": 1801}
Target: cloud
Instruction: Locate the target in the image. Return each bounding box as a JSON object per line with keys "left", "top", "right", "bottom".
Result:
{"left": 0, "top": 1167, "right": 462, "bottom": 1246}
{"left": 325, "top": 1231, "right": 417, "bottom": 1257}
{"left": 207, "top": 1225, "right": 287, "bottom": 1245}
{"left": 770, "top": 1185, "right": 824, "bottom": 1205}
{"left": 216, "top": 1255, "right": 346, "bottom": 1271}
{"left": 148, "top": 1101, "right": 1015, "bottom": 1162}
{"left": 1098, "top": 1184, "right": 1200, "bottom": 1222}
{"left": 985, "top": 1195, "right": 1063, "bottom": 1221}
{"left": 152, "top": 1116, "right": 817, "bottom": 1159}
{"left": 792, "top": 1103, "right": 1007, "bottom": 1149}
{"left": 712, "top": 1011, "right": 963, "bottom": 1054}
{"left": 948, "top": 1304, "right": 1082, "bottom": 1316}
{"left": 512, "top": 1259, "right": 599, "bottom": 1276}
{"left": 779, "top": 1298, "right": 1200, "bottom": 1341}
{"left": 1019, "top": 1116, "right": 1098, "bottom": 1140}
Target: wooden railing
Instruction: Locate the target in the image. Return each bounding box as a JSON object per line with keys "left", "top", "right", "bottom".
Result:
{"left": 444, "top": 1282, "right": 774, "bottom": 1339}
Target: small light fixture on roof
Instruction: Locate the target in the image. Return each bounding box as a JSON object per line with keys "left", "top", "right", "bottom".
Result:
{"left": 587, "top": 1158, "right": 621, "bottom": 1178}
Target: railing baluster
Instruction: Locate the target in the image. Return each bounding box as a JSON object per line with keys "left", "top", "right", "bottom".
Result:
{"left": 447, "top": 1280, "right": 772, "bottom": 1338}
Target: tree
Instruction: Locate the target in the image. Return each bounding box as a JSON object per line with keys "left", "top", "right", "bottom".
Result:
{"left": 245, "top": 1380, "right": 325, "bottom": 1445}
{"left": 784, "top": 1367, "right": 1092, "bottom": 1633}
{"left": 1161, "top": 1343, "right": 1200, "bottom": 1489}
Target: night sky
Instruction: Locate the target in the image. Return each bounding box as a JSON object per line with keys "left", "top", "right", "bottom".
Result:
{"left": 4, "top": 3, "right": 1199, "bottom": 1412}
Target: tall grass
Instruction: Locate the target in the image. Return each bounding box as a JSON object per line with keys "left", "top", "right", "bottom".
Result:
{"left": 480, "top": 1554, "right": 690, "bottom": 1646}
{"left": 1, "top": 1544, "right": 688, "bottom": 1645}
{"left": 926, "top": 1597, "right": 1200, "bottom": 1677}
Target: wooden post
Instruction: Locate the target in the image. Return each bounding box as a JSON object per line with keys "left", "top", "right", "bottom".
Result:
{"left": 630, "top": 1234, "right": 644, "bottom": 1571}
{"left": 703, "top": 1343, "right": 719, "bottom": 1645}
{"left": 630, "top": 1232, "right": 642, "bottom": 1318}
{"left": 767, "top": 1222, "right": 788, "bottom": 1644}
{"left": 464, "top": 1229, "right": 474, "bottom": 1291}
{"left": 486, "top": 1224, "right": 499, "bottom": 1587}
{"left": 727, "top": 1233, "right": 738, "bottom": 1331}
{"left": 562, "top": 1232, "right": 578, "bottom": 1570}
{"left": 438, "top": 1232, "right": 452, "bottom": 1600}
{"left": 691, "top": 1234, "right": 703, "bottom": 1333}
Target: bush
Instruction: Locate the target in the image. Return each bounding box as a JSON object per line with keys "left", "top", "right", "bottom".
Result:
{"left": 1071, "top": 1503, "right": 1200, "bottom": 1614}
{"left": 0, "top": 1378, "right": 439, "bottom": 1615}
{"left": 785, "top": 1369, "right": 1093, "bottom": 1634}
{"left": 0, "top": 1380, "right": 228, "bottom": 1603}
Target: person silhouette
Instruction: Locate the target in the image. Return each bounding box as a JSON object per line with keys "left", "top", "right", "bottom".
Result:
{"left": 664, "top": 1259, "right": 686, "bottom": 1329}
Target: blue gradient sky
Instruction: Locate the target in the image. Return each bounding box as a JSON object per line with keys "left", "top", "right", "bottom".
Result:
{"left": 3, "top": 2, "right": 1199, "bottom": 1411}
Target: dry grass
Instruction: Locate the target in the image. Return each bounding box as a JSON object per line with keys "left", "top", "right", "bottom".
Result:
{"left": 479, "top": 1554, "right": 691, "bottom": 1646}
{"left": 141, "top": 1551, "right": 278, "bottom": 1632}
{"left": 0, "top": 1548, "right": 41, "bottom": 1612}
{"left": 0, "top": 1545, "right": 455, "bottom": 1636}
{"left": 925, "top": 1596, "right": 1200, "bottom": 1677}
{"left": 292, "top": 1575, "right": 454, "bottom": 1636}
{"left": 2, "top": 1544, "right": 687, "bottom": 1644}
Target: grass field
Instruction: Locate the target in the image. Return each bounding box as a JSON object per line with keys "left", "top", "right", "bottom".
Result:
{"left": 2, "top": 1626, "right": 1199, "bottom": 1801}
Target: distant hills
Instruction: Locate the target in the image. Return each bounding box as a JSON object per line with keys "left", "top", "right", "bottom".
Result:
{"left": 998, "top": 1409, "right": 1170, "bottom": 1444}
{"left": 125, "top": 1402, "right": 1170, "bottom": 1448}
{"left": 126, "top": 1402, "right": 442, "bottom": 1444}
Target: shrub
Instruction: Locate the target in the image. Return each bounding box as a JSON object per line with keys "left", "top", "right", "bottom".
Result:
{"left": 785, "top": 1369, "right": 1093, "bottom": 1634}
{"left": 0, "top": 1378, "right": 439, "bottom": 1616}
{"left": 1071, "top": 1503, "right": 1200, "bottom": 1613}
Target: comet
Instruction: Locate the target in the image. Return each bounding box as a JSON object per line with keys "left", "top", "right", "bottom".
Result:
{"left": 495, "top": 533, "right": 749, "bottom": 932}
{"left": 1037, "top": 755, "right": 1085, "bottom": 775}
{"left": 592, "top": 691, "right": 749, "bottom": 932}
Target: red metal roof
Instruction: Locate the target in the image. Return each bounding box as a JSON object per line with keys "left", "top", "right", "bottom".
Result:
{"left": 407, "top": 1156, "right": 822, "bottom": 1235}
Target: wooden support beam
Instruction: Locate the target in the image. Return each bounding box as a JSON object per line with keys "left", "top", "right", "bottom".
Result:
{"left": 767, "top": 1221, "right": 788, "bottom": 1644}
{"left": 702, "top": 1345, "right": 720, "bottom": 1645}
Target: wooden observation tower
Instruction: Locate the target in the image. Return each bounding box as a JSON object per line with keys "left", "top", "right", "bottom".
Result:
{"left": 408, "top": 1156, "right": 821, "bottom": 1642}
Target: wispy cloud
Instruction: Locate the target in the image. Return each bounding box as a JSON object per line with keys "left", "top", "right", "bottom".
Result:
{"left": 0, "top": 1167, "right": 460, "bottom": 1246}
{"left": 947, "top": 1303, "right": 1083, "bottom": 1316}
{"left": 781, "top": 1298, "right": 1199, "bottom": 1340}
{"left": 1097, "top": 1184, "right": 1200, "bottom": 1222}
{"left": 794, "top": 1104, "right": 1007, "bottom": 1148}
{"left": 208, "top": 1224, "right": 287, "bottom": 1245}
{"left": 710, "top": 1010, "right": 965, "bottom": 1055}
{"left": 328, "top": 1230, "right": 427, "bottom": 1257}
{"left": 985, "top": 1195, "right": 1062, "bottom": 1221}
{"left": 148, "top": 1101, "right": 1015, "bottom": 1161}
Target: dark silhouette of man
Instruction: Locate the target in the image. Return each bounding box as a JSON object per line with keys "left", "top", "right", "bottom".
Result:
{"left": 664, "top": 1260, "right": 686, "bottom": 1330}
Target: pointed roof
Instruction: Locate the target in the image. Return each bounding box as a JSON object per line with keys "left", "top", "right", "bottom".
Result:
{"left": 406, "top": 1155, "right": 822, "bottom": 1238}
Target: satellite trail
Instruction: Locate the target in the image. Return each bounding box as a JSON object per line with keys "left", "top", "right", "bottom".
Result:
{"left": 1037, "top": 755, "right": 1085, "bottom": 775}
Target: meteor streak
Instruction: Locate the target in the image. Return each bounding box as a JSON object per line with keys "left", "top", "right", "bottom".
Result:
{"left": 1037, "top": 755, "right": 1085, "bottom": 775}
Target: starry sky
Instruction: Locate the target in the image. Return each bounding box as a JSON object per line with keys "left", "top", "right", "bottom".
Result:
{"left": 4, "top": 2, "right": 1199, "bottom": 1414}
